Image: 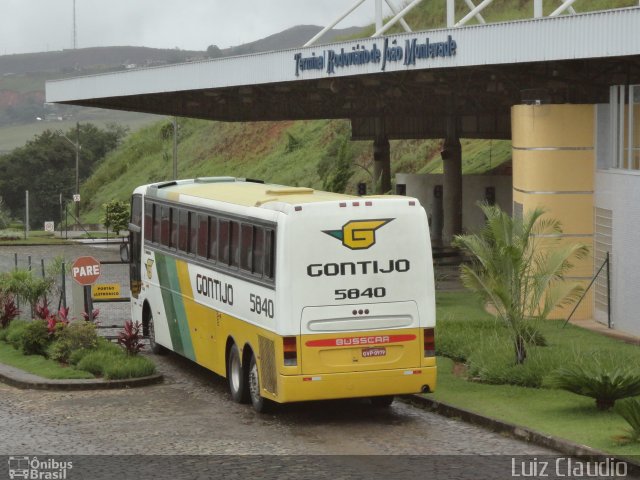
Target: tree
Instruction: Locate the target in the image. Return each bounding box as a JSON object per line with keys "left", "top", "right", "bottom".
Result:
{"left": 0, "top": 123, "right": 128, "bottom": 228}
{"left": 453, "top": 203, "right": 588, "bottom": 364}
{"left": 206, "top": 45, "right": 223, "bottom": 58}
{"left": 317, "top": 135, "right": 353, "bottom": 193}
{"left": 103, "top": 200, "right": 130, "bottom": 235}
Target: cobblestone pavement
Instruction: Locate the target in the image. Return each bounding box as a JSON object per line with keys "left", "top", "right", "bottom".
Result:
{"left": 0, "top": 244, "right": 588, "bottom": 479}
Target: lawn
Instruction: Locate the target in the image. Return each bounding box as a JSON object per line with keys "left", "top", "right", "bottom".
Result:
{"left": 0, "top": 340, "right": 93, "bottom": 379}
{"left": 430, "top": 291, "right": 640, "bottom": 456}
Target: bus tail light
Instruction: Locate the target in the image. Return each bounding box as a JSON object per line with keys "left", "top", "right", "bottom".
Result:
{"left": 424, "top": 328, "right": 435, "bottom": 357}
{"left": 283, "top": 336, "right": 298, "bottom": 366}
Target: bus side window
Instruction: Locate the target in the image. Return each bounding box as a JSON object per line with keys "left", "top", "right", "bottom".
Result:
{"left": 144, "top": 200, "right": 153, "bottom": 241}
{"left": 188, "top": 211, "right": 197, "bottom": 255}
{"left": 230, "top": 221, "right": 240, "bottom": 268}
{"left": 240, "top": 224, "right": 253, "bottom": 272}
{"left": 218, "top": 219, "right": 230, "bottom": 265}
{"left": 208, "top": 216, "right": 218, "bottom": 261}
{"left": 253, "top": 227, "right": 264, "bottom": 276}
{"left": 153, "top": 204, "right": 161, "bottom": 244}
{"left": 178, "top": 209, "right": 189, "bottom": 252}
{"left": 170, "top": 207, "right": 179, "bottom": 249}
{"left": 161, "top": 206, "right": 171, "bottom": 246}
{"left": 264, "top": 229, "right": 274, "bottom": 279}
{"left": 197, "top": 214, "right": 208, "bottom": 258}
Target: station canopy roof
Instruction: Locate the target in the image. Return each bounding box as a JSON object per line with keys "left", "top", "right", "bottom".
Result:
{"left": 47, "top": 7, "right": 640, "bottom": 140}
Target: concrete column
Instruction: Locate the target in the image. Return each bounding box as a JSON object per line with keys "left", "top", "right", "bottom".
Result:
{"left": 441, "top": 130, "right": 462, "bottom": 244}
{"left": 373, "top": 136, "right": 391, "bottom": 194}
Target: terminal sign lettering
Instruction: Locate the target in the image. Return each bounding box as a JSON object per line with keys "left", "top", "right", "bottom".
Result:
{"left": 294, "top": 35, "right": 457, "bottom": 76}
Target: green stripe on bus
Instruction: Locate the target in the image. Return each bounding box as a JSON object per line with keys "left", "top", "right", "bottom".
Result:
{"left": 155, "top": 253, "right": 195, "bottom": 359}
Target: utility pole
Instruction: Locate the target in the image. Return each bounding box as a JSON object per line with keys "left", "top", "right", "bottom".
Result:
{"left": 73, "top": 0, "right": 77, "bottom": 49}
{"left": 75, "top": 122, "right": 80, "bottom": 223}
{"left": 57, "top": 124, "right": 81, "bottom": 228}
{"left": 173, "top": 117, "right": 178, "bottom": 180}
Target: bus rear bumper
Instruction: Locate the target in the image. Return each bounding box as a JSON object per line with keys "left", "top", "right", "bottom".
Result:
{"left": 274, "top": 366, "right": 437, "bottom": 403}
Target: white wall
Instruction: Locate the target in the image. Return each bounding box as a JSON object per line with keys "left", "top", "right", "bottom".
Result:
{"left": 594, "top": 169, "right": 640, "bottom": 336}
{"left": 395, "top": 173, "right": 512, "bottom": 235}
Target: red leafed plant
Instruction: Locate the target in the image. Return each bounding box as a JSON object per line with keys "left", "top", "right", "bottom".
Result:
{"left": 46, "top": 307, "right": 70, "bottom": 335}
{"left": 117, "top": 320, "right": 144, "bottom": 355}
{"left": 81, "top": 308, "right": 100, "bottom": 323}
{"left": 0, "top": 294, "right": 20, "bottom": 328}
{"left": 35, "top": 300, "right": 50, "bottom": 320}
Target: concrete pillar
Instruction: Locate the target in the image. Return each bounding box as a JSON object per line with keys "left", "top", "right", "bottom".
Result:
{"left": 372, "top": 117, "right": 391, "bottom": 194}
{"left": 512, "top": 104, "right": 594, "bottom": 320}
{"left": 441, "top": 129, "right": 462, "bottom": 244}
{"left": 373, "top": 136, "right": 391, "bottom": 194}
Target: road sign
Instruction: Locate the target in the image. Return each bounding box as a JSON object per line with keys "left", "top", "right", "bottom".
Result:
{"left": 44, "top": 221, "right": 54, "bottom": 232}
{"left": 73, "top": 194, "right": 81, "bottom": 202}
{"left": 71, "top": 256, "right": 101, "bottom": 286}
{"left": 92, "top": 283, "right": 120, "bottom": 300}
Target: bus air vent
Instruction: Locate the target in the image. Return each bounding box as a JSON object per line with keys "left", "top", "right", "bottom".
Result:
{"left": 265, "top": 187, "right": 314, "bottom": 195}
{"left": 258, "top": 336, "right": 278, "bottom": 395}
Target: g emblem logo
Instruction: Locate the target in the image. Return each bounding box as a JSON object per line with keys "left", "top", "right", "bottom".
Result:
{"left": 145, "top": 259, "right": 154, "bottom": 279}
{"left": 323, "top": 219, "right": 393, "bottom": 250}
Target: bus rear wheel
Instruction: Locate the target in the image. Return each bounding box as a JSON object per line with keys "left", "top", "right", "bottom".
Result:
{"left": 370, "top": 395, "right": 394, "bottom": 407}
{"left": 248, "top": 354, "right": 273, "bottom": 413}
{"left": 227, "top": 344, "right": 249, "bottom": 403}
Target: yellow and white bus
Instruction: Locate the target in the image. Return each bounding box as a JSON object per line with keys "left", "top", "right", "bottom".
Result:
{"left": 124, "top": 177, "right": 436, "bottom": 412}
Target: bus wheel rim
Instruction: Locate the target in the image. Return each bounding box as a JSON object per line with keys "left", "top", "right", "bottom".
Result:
{"left": 249, "top": 360, "right": 259, "bottom": 402}
{"left": 230, "top": 354, "right": 241, "bottom": 392}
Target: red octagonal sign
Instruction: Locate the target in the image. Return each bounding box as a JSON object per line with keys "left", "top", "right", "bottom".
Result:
{"left": 71, "top": 256, "right": 101, "bottom": 286}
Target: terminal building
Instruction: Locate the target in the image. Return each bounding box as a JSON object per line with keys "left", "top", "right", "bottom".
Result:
{"left": 46, "top": 4, "right": 640, "bottom": 336}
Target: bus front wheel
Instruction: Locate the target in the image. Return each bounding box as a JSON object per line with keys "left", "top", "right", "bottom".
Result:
{"left": 147, "top": 311, "right": 166, "bottom": 355}
{"left": 248, "top": 354, "right": 273, "bottom": 413}
{"left": 227, "top": 344, "right": 249, "bottom": 403}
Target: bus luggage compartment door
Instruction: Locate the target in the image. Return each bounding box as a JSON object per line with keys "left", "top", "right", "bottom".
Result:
{"left": 299, "top": 302, "right": 422, "bottom": 375}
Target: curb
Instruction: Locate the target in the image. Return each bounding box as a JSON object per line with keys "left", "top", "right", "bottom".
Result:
{"left": 0, "top": 362, "right": 163, "bottom": 391}
{"left": 402, "top": 394, "right": 640, "bottom": 469}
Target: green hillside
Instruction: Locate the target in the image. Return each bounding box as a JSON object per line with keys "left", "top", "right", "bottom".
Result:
{"left": 80, "top": 117, "right": 511, "bottom": 222}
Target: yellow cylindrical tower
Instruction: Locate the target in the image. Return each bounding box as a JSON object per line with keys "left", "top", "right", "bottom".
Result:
{"left": 512, "top": 104, "right": 594, "bottom": 320}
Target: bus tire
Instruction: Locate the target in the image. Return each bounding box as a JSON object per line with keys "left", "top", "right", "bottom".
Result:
{"left": 227, "top": 343, "right": 249, "bottom": 403}
{"left": 147, "top": 311, "right": 166, "bottom": 355}
{"left": 248, "top": 353, "right": 273, "bottom": 413}
{"left": 370, "top": 395, "right": 394, "bottom": 408}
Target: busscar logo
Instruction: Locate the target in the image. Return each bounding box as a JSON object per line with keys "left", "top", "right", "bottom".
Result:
{"left": 323, "top": 219, "right": 393, "bottom": 250}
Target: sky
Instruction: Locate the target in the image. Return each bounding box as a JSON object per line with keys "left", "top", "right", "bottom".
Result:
{"left": 1, "top": 0, "right": 393, "bottom": 55}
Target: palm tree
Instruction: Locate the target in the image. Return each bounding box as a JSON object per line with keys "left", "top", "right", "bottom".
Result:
{"left": 453, "top": 203, "right": 589, "bottom": 364}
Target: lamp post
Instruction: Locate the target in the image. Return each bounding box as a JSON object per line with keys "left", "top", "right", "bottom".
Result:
{"left": 57, "top": 123, "right": 81, "bottom": 225}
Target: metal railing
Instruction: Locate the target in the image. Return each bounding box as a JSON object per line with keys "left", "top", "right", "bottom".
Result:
{"left": 563, "top": 251, "right": 610, "bottom": 328}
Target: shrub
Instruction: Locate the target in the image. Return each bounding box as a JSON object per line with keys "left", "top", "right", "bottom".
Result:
{"left": 547, "top": 357, "right": 640, "bottom": 410}
{"left": 47, "top": 321, "right": 99, "bottom": 362}
{"left": 5, "top": 320, "right": 29, "bottom": 349}
{"left": 614, "top": 397, "right": 640, "bottom": 444}
{"left": 103, "top": 356, "right": 156, "bottom": 380}
{"left": 76, "top": 350, "right": 119, "bottom": 376}
{"left": 68, "top": 347, "right": 93, "bottom": 365}
{"left": 76, "top": 346, "right": 155, "bottom": 379}
{"left": 0, "top": 293, "right": 20, "bottom": 328}
{"left": 117, "top": 320, "right": 144, "bottom": 355}
{"left": 21, "top": 320, "right": 51, "bottom": 356}
{"left": 1, "top": 270, "right": 53, "bottom": 317}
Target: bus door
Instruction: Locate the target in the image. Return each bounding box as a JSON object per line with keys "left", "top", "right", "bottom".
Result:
{"left": 128, "top": 194, "right": 143, "bottom": 298}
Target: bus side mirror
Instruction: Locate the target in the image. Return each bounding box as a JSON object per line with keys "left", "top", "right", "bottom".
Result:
{"left": 120, "top": 243, "right": 130, "bottom": 263}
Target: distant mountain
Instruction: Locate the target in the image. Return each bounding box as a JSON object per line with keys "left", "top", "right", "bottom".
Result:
{"left": 217, "top": 25, "right": 364, "bottom": 57}
{"left": 0, "top": 24, "right": 366, "bottom": 77}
